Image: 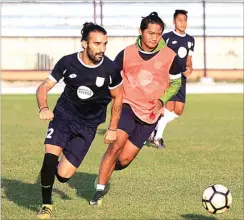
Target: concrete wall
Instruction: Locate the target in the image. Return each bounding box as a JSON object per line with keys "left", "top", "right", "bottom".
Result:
{"left": 1, "top": 36, "right": 243, "bottom": 70}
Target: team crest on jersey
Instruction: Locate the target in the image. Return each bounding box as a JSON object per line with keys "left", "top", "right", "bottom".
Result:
{"left": 96, "top": 77, "right": 105, "bottom": 87}
{"left": 77, "top": 86, "right": 94, "bottom": 99}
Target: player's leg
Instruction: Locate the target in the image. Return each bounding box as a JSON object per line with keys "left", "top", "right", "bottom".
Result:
{"left": 56, "top": 124, "right": 97, "bottom": 182}
{"left": 90, "top": 129, "right": 129, "bottom": 206}
{"left": 90, "top": 116, "right": 157, "bottom": 206}
{"left": 116, "top": 119, "right": 156, "bottom": 168}
{"left": 38, "top": 112, "right": 70, "bottom": 219}
{"left": 90, "top": 104, "right": 136, "bottom": 206}
{"left": 173, "top": 101, "right": 185, "bottom": 115}
{"left": 38, "top": 144, "right": 62, "bottom": 219}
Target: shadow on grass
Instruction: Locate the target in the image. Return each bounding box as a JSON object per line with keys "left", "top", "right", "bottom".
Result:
{"left": 181, "top": 214, "right": 217, "bottom": 220}
{"left": 1, "top": 171, "right": 108, "bottom": 212}
{"left": 1, "top": 178, "right": 42, "bottom": 212}
{"left": 68, "top": 171, "right": 110, "bottom": 202}
{"left": 96, "top": 128, "right": 107, "bottom": 136}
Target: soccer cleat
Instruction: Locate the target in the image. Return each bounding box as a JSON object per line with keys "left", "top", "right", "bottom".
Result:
{"left": 37, "top": 204, "right": 52, "bottom": 219}
{"left": 89, "top": 190, "right": 105, "bottom": 206}
{"left": 153, "top": 138, "right": 165, "bottom": 149}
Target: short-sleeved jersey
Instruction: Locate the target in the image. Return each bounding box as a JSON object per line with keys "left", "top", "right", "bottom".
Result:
{"left": 162, "top": 30, "right": 195, "bottom": 78}
{"left": 49, "top": 52, "right": 122, "bottom": 127}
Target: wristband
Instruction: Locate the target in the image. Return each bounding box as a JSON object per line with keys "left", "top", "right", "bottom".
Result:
{"left": 108, "top": 127, "right": 117, "bottom": 131}
{"left": 39, "top": 107, "right": 49, "bottom": 113}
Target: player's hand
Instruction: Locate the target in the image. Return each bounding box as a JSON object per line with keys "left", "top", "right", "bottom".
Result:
{"left": 104, "top": 129, "right": 116, "bottom": 144}
{"left": 183, "top": 67, "right": 191, "bottom": 78}
{"left": 152, "top": 100, "right": 164, "bottom": 116}
{"left": 39, "top": 108, "right": 54, "bottom": 121}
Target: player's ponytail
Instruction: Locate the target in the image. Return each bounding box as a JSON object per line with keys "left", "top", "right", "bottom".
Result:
{"left": 81, "top": 22, "right": 107, "bottom": 42}
{"left": 140, "top": 11, "right": 165, "bottom": 32}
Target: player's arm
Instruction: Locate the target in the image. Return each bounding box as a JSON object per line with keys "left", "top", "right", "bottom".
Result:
{"left": 36, "top": 56, "right": 65, "bottom": 120}
{"left": 108, "top": 84, "right": 123, "bottom": 131}
{"left": 184, "top": 37, "right": 195, "bottom": 78}
{"left": 159, "top": 57, "right": 182, "bottom": 106}
{"left": 107, "top": 49, "right": 124, "bottom": 130}
{"left": 104, "top": 57, "right": 123, "bottom": 144}
{"left": 36, "top": 78, "right": 56, "bottom": 111}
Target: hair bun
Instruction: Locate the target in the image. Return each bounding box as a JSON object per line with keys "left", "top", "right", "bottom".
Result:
{"left": 83, "top": 22, "right": 94, "bottom": 29}
{"left": 149, "top": 12, "right": 158, "bottom": 16}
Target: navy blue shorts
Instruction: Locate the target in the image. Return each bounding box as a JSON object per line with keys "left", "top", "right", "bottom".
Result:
{"left": 118, "top": 104, "right": 158, "bottom": 149}
{"left": 44, "top": 110, "right": 97, "bottom": 168}
{"left": 169, "top": 77, "right": 186, "bottom": 103}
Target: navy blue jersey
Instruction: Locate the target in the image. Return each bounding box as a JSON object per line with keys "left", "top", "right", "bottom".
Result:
{"left": 49, "top": 52, "right": 122, "bottom": 127}
{"left": 114, "top": 49, "right": 182, "bottom": 79}
{"left": 162, "top": 31, "right": 195, "bottom": 76}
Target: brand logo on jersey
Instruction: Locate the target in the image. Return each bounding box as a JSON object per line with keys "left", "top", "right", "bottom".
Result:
{"left": 77, "top": 86, "right": 93, "bottom": 99}
{"left": 96, "top": 77, "right": 105, "bottom": 87}
{"left": 69, "top": 74, "right": 77, "bottom": 78}
{"left": 172, "top": 40, "right": 177, "bottom": 44}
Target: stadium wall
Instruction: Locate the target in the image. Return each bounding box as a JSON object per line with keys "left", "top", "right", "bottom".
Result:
{"left": 1, "top": 36, "right": 243, "bottom": 80}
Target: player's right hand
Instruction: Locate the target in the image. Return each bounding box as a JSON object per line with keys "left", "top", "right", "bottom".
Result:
{"left": 39, "top": 108, "right": 54, "bottom": 121}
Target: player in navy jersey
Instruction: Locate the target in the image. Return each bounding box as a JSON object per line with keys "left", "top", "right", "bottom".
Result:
{"left": 149, "top": 10, "right": 195, "bottom": 148}
{"left": 36, "top": 22, "right": 123, "bottom": 219}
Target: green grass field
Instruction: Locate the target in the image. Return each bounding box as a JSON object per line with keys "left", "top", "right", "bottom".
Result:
{"left": 1, "top": 94, "right": 243, "bottom": 220}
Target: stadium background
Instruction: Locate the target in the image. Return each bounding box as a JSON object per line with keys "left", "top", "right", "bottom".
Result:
{"left": 1, "top": 0, "right": 243, "bottom": 82}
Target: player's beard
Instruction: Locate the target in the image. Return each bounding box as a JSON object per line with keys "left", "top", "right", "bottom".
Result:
{"left": 87, "top": 47, "right": 104, "bottom": 64}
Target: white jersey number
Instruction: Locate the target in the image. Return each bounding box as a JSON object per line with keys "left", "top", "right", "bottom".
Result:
{"left": 46, "top": 128, "right": 54, "bottom": 139}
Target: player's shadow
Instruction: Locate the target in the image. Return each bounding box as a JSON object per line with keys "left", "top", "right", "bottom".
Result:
{"left": 1, "top": 175, "right": 73, "bottom": 212}
{"left": 96, "top": 128, "right": 107, "bottom": 136}
{"left": 67, "top": 171, "right": 110, "bottom": 202}
{"left": 181, "top": 214, "right": 217, "bottom": 220}
{"left": 1, "top": 177, "right": 43, "bottom": 212}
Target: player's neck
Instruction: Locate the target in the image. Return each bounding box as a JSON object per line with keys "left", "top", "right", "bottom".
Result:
{"left": 80, "top": 51, "right": 99, "bottom": 66}
{"left": 174, "top": 29, "right": 186, "bottom": 36}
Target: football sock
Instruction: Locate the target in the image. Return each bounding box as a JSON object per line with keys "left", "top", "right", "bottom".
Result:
{"left": 96, "top": 184, "right": 105, "bottom": 191}
{"left": 40, "top": 153, "right": 59, "bottom": 204}
{"left": 154, "top": 109, "right": 179, "bottom": 139}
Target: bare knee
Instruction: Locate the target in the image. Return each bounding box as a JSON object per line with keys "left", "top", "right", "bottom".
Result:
{"left": 108, "top": 142, "right": 124, "bottom": 157}
{"left": 174, "top": 105, "right": 184, "bottom": 115}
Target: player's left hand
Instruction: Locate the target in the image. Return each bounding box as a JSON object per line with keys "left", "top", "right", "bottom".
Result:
{"left": 152, "top": 100, "right": 164, "bottom": 116}
{"left": 104, "top": 129, "right": 117, "bottom": 144}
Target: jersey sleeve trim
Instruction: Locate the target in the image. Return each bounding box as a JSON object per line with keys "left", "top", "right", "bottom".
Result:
{"left": 48, "top": 74, "right": 57, "bottom": 82}
{"left": 188, "top": 50, "right": 194, "bottom": 56}
{"left": 109, "top": 79, "right": 123, "bottom": 90}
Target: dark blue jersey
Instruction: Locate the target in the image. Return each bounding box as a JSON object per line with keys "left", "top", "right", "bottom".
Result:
{"left": 162, "top": 30, "right": 195, "bottom": 77}
{"left": 114, "top": 49, "right": 182, "bottom": 79}
{"left": 49, "top": 52, "right": 122, "bottom": 127}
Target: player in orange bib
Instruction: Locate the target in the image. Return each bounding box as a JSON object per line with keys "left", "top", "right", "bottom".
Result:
{"left": 90, "top": 12, "right": 182, "bottom": 205}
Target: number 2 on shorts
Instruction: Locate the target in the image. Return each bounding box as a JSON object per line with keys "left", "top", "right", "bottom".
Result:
{"left": 46, "top": 128, "right": 54, "bottom": 139}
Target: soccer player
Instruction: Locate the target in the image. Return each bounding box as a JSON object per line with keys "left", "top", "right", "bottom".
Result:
{"left": 36, "top": 22, "right": 123, "bottom": 219}
{"left": 149, "top": 9, "right": 195, "bottom": 148}
{"left": 89, "top": 12, "right": 182, "bottom": 206}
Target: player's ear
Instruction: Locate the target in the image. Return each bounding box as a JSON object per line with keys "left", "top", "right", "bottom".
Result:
{"left": 173, "top": 19, "right": 176, "bottom": 26}
{"left": 81, "top": 40, "right": 88, "bottom": 49}
{"left": 138, "top": 28, "right": 142, "bottom": 35}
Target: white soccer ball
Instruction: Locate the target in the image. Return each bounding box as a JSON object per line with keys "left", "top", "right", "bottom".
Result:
{"left": 202, "top": 184, "right": 232, "bottom": 214}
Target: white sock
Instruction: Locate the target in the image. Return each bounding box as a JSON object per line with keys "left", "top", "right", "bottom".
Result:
{"left": 154, "top": 109, "right": 179, "bottom": 140}
{"left": 96, "top": 184, "right": 105, "bottom": 191}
